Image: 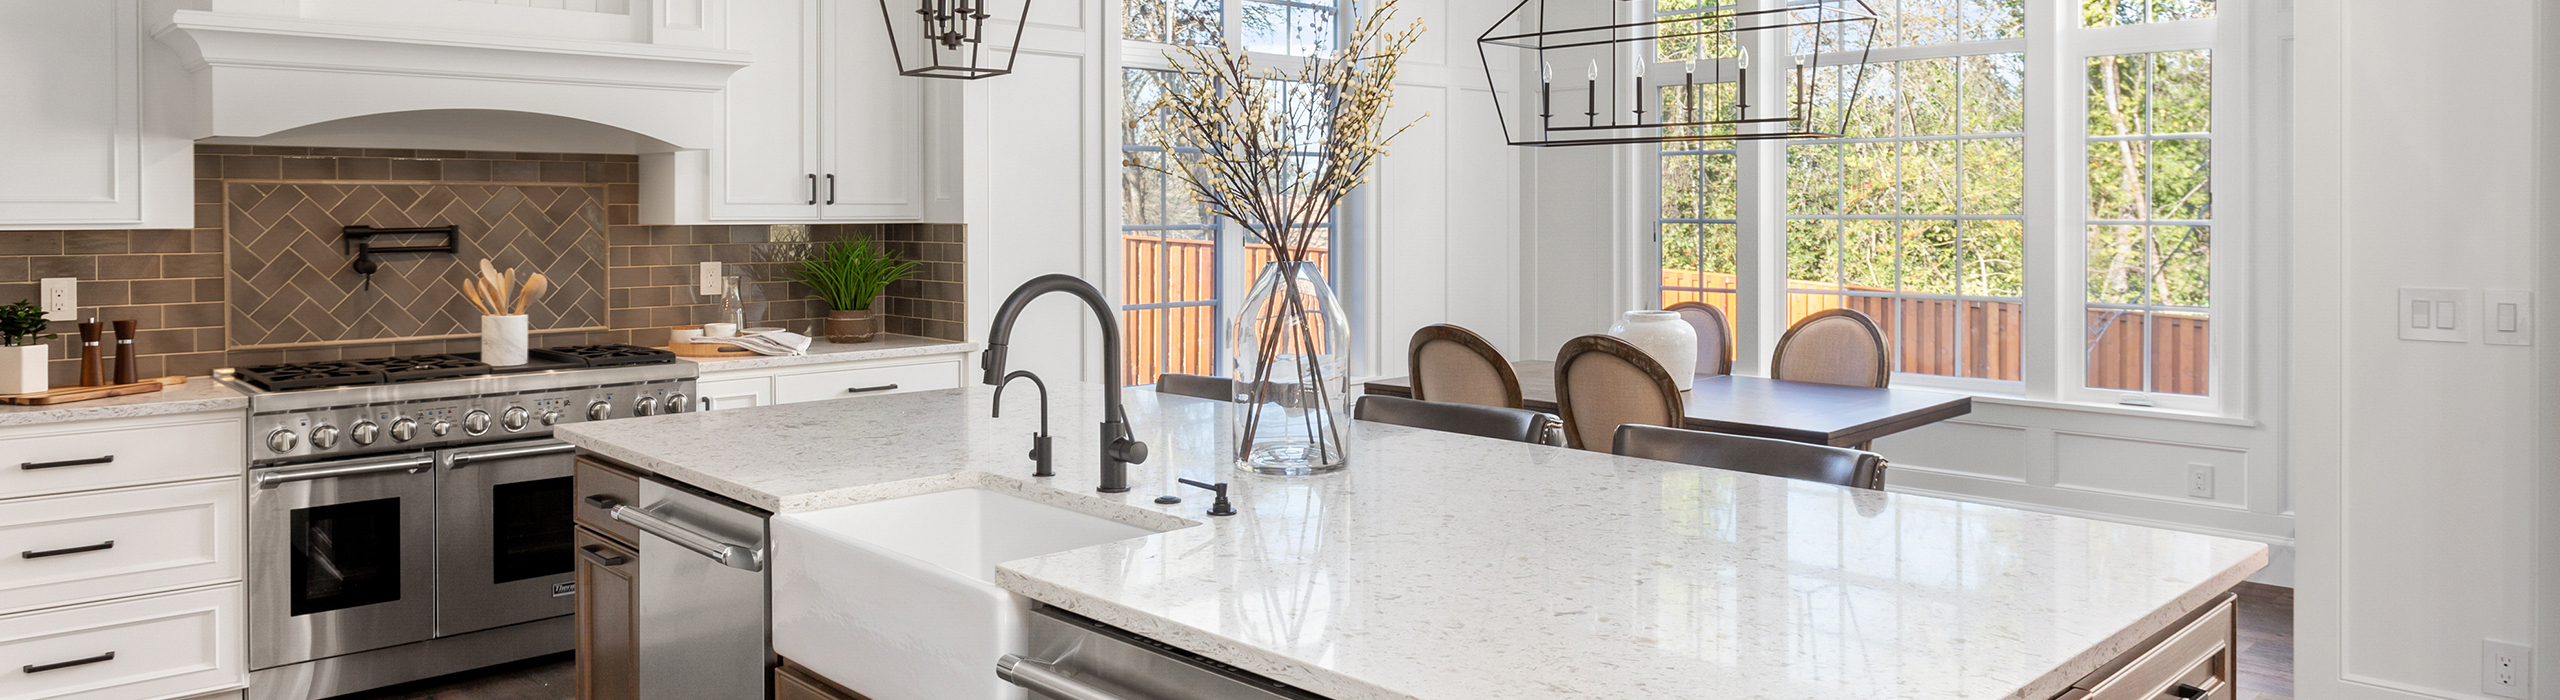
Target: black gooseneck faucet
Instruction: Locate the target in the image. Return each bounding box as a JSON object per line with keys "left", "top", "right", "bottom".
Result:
{"left": 982, "top": 274, "right": 1147, "bottom": 493}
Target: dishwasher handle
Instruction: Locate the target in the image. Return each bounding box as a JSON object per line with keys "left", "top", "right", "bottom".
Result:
{"left": 998, "top": 655, "right": 1130, "bottom": 700}
{"left": 609, "top": 504, "right": 763, "bottom": 572}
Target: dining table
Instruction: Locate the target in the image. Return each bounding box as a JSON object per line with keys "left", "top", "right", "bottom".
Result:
{"left": 1361, "top": 360, "right": 1975, "bottom": 448}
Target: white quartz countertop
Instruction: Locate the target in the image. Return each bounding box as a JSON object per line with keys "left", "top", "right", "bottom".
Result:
{"left": 679, "top": 334, "right": 976, "bottom": 372}
{"left": 0, "top": 378, "right": 247, "bottom": 427}
{"left": 555, "top": 384, "right": 2267, "bottom": 700}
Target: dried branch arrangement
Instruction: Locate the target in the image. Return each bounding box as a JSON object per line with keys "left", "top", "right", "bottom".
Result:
{"left": 1140, "top": 0, "right": 1427, "bottom": 261}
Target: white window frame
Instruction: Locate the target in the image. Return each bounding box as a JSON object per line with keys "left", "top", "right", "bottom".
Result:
{"left": 1631, "top": 0, "right": 2255, "bottom": 417}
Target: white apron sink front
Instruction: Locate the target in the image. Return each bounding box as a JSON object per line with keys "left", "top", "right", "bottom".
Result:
{"left": 773, "top": 487, "right": 1179, "bottom": 700}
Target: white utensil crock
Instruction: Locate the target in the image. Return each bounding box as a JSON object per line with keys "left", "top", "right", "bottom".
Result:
{"left": 481, "top": 315, "right": 529, "bottom": 366}
{"left": 1608, "top": 310, "right": 1699, "bottom": 391}
{"left": 1, "top": 344, "right": 46, "bottom": 394}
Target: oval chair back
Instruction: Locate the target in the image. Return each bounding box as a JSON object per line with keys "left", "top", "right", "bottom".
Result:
{"left": 1665, "top": 301, "right": 1734, "bottom": 377}
{"left": 1771, "top": 308, "right": 1892, "bottom": 388}
{"left": 1551, "top": 334, "right": 1685, "bottom": 451}
{"left": 1406, "top": 324, "right": 1524, "bottom": 409}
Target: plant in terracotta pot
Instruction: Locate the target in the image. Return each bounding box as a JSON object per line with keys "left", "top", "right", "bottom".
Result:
{"left": 1, "top": 300, "right": 57, "bottom": 395}
{"left": 787, "top": 238, "right": 920, "bottom": 344}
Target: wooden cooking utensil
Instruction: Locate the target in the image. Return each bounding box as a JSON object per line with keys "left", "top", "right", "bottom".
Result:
{"left": 515, "top": 273, "right": 548, "bottom": 315}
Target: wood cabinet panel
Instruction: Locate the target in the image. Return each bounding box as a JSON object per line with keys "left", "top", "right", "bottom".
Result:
{"left": 575, "top": 527, "right": 640, "bottom": 700}
{"left": 2057, "top": 592, "right": 2238, "bottom": 700}
{"left": 574, "top": 457, "right": 643, "bottom": 549}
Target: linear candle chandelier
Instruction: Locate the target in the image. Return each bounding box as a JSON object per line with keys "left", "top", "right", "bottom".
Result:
{"left": 879, "top": 0, "right": 1032, "bottom": 79}
{"left": 1476, "top": 0, "right": 1881, "bottom": 147}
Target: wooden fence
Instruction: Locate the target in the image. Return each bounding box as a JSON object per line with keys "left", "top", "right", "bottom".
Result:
{"left": 1122, "top": 236, "right": 1329, "bottom": 385}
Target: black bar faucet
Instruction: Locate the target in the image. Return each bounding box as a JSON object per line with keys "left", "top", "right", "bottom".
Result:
{"left": 982, "top": 274, "right": 1147, "bottom": 493}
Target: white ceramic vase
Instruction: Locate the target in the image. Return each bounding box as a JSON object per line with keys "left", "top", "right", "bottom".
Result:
{"left": 1608, "top": 310, "right": 1698, "bottom": 391}
{"left": 1, "top": 344, "right": 46, "bottom": 395}
{"left": 481, "top": 315, "right": 529, "bottom": 366}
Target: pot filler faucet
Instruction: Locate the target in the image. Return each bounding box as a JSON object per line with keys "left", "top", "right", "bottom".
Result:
{"left": 982, "top": 274, "right": 1148, "bottom": 493}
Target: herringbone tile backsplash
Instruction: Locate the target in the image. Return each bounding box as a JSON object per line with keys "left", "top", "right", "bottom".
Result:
{"left": 0, "top": 146, "right": 965, "bottom": 385}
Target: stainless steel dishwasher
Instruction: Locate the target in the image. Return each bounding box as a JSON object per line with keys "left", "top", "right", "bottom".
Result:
{"left": 997, "top": 606, "right": 1328, "bottom": 700}
{"left": 611, "top": 477, "right": 772, "bottom": 700}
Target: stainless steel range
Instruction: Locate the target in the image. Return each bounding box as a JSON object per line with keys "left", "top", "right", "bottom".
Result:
{"left": 216, "top": 345, "right": 696, "bottom": 700}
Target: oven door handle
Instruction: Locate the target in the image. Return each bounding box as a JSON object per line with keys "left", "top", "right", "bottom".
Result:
{"left": 254, "top": 456, "right": 435, "bottom": 489}
{"left": 997, "top": 655, "right": 1130, "bottom": 700}
{"left": 609, "top": 504, "right": 763, "bottom": 572}
{"left": 446, "top": 441, "right": 576, "bottom": 468}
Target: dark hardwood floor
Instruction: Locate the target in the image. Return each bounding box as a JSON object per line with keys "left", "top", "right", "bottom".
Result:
{"left": 332, "top": 585, "right": 2294, "bottom": 700}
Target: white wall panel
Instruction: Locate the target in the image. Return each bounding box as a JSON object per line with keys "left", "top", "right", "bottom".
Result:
{"left": 966, "top": 47, "right": 1099, "bottom": 386}
{"left": 1872, "top": 421, "right": 2030, "bottom": 484}
{"left": 1375, "top": 84, "right": 1451, "bottom": 377}
{"left": 2053, "top": 433, "right": 2247, "bottom": 507}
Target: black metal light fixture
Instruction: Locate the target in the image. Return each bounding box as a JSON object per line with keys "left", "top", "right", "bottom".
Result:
{"left": 879, "top": 0, "right": 1032, "bottom": 79}
{"left": 1476, "top": 0, "right": 1881, "bottom": 147}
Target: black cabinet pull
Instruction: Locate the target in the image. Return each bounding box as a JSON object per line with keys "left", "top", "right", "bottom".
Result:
{"left": 21, "top": 455, "right": 113, "bottom": 470}
{"left": 806, "top": 174, "right": 818, "bottom": 205}
{"left": 845, "top": 384, "right": 899, "bottom": 394}
{"left": 23, "top": 651, "right": 114, "bottom": 674}
{"left": 703, "top": 397, "right": 715, "bottom": 411}
{"left": 826, "top": 173, "right": 837, "bottom": 205}
{"left": 22, "top": 541, "right": 114, "bottom": 559}
{"left": 578, "top": 545, "right": 628, "bottom": 567}
{"left": 583, "top": 495, "right": 621, "bottom": 511}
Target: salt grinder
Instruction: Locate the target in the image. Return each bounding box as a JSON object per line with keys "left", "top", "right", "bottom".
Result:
{"left": 112, "top": 319, "right": 138, "bottom": 385}
{"left": 77, "top": 319, "right": 103, "bottom": 387}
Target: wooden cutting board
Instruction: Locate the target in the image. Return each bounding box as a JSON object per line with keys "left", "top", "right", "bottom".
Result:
{"left": 0, "top": 376, "right": 187, "bottom": 406}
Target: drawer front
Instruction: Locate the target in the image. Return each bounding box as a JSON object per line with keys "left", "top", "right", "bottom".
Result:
{"left": 697, "top": 377, "right": 772, "bottom": 413}
{"left": 773, "top": 360, "right": 960, "bottom": 404}
{"left": 2, "top": 416, "right": 243, "bottom": 502}
{"left": 2082, "top": 596, "right": 2236, "bottom": 700}
{"left": 0, "top": 585, "right": 244, "bottom": 700}
{"left": 575, "top": 457, "right": 642, "bottom": 548}
{"left": 0, "top": 479, "right": 242, "bottom": 615}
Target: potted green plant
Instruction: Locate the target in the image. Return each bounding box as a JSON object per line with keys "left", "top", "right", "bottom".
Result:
{"left": 2, "top": 300, "right": 57, "bottom": 394}
{"left": 787, "top": 238, "right": 920, "bottom": 343}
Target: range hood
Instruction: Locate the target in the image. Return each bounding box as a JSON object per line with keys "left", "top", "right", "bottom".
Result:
{"left": 152, "top": 3, "right": 753, "bottom": 149}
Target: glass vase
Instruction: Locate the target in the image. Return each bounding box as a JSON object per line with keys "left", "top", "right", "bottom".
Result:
{"left": 1231, "top": 260, "right": 1352, "bottom": 475}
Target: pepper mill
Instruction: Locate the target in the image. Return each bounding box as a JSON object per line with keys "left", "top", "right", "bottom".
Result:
{"left": 112, "top": 319, "right": 138, "bottom": 385}
{"left": 77, "top": 320, "right": 104, "bottom": 387}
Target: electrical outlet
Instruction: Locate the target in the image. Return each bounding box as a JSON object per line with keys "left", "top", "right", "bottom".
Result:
{"left": 2485, "top": 640, "right": 2532, "bottom": 699}
{"left": 2186, "top": 463, "right": 2215, "bottom": 499}
{"left": 698, "top": 261, "right": 722, "bottom": 296}
{"left": 39, "top": 278, "right": 76, "bottom": 321}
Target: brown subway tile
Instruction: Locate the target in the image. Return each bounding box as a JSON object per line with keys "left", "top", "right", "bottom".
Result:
{"left": 465, "top": 151, "right": 515, "bottom": 160}
{"left": 129, "top": 230, "right": 190, "bottom": 254}
{"left": 97, "top": 305, "right": 163, "bottom": 329}
{"left": 607, "top": 226, "right": 650, "bottom": 246}
{"left": 443, "top": 159, "right": 493, "bottom": 182}
{"left": 607, "top": 183, "right": 638, "bottom": 205}
{"left": 223, "top": 155, "right": 281, "bottom": 179}
{"left": 194, "top": 155, "right": 224, "bottom": 178}
{"left": 338, "top": 158, "right": 390, "bottom": 180}
{"left": 76, "top": 280, "right": 129, "bottom": 307}
{"left": 226, "top": 349, "right": 286, "bottom": 367}
{"left": 607, "top": 267, "right": 652, "bottom": 289}
{"left": 308, "top": 147, "right": 367, "bottom": 157}
{"left": 30, "top": 256, "right": 95, "bottom": 279}
{"left": 165, "top": 351, "right": 225, "bottom": 377}
{"left": 0, "top": 257, "right": 27, "bottom": 283}
{"left": 539, "top": 162, "right": 584, "bottom": 183}
{"left": 251, "top": 146, "right": 310, "bottom": 156}
{"left": 0, "top": 232, "right": 63, "bottom": 256}
{"left": 491, "top": 160, "right": 540, "bottom": 182}
{"left": 629, "top": 286, "right": 673, "bottom": 308}
{"left": 414, "top": 150, "right": 468, "bottom": 159}
{"left": 62, "top": 232, "right": 126, "bottom": 256}
{"left": 363, "top": 149, "right": 416, "bottom": 158}
{"left": 607, "top": 308, "right": 651, "bottom": 329}
{"left": 165, "top": 254, "right": 224, "bottom": 278}
{"left": 164, "top": 302, "right": 224, "bottom": 328}
{"left": 191, "top": 229, "right": 221, "bottom": 252}
{"left": 196, "top": 203, "right": 223, "bottom": 228}
{"left": 280, "top": 156, "right": 337, "bottom": 180}
{"left": 629, "top": 246, "right": 671, "bottom": 266}
{"left": 137, "top": 328, "right": 194, "bottom": 354}
{"left": 193, "top": 278, "right": 224, "bottom": 301}
{"left": 196, "top": 178, "right": 224, "bottom": 204}
{"left": 195, "top": 328, "right": 224, "bottom": 351}
{"left": 391, "top": 159, "right": 442, "bottom": 181}
{"left": 649, "top": 266, "right": 689, "bottom": 286}
{"left": 130, "top": 278, "right": 193, "bottom": 304}
{"left": 607, "top": 205, "right": 636, "bottom": 226}
{"left": 518, "top": 153, "right": 563, "bottom": 161}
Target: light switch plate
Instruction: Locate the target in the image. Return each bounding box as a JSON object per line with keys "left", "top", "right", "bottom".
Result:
{"left": 698, "top": 261, "right": 722, "bottom": 296}
{"left": 2485, "top": 290, "right": 2533, "bottom": 346}
{"left": 39, "top": 278, "right": 76, "bottom": 321}
{"left": 2398, "top": 288, "right": 2473, "bottom": 343}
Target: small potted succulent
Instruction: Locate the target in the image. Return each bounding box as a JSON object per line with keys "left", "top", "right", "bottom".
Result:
{"left": 2, "top": 300, "right": 56, "bottom": 394}
{"left": 786, "top": 238, "right": 920, "bottom": 343}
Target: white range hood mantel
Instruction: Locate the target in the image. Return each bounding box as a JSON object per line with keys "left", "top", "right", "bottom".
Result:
{"left": 153, "top": 9, "right": 752, "bottom": 148}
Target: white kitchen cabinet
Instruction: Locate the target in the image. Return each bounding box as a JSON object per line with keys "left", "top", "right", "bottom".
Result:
{"left": 642, "top": 1, "right": 923, "bottom": 224}
{"left": 772, "top": 359, "right": 960, "bottom": 403}
{"left": 0, "top": 0, "right": 191, "bottom": 230}
{"left": 0, "top": 479, "right": 244, "bottom": 615}
{"left": 0, "top": 585, "right": 245, "bottom": 700}
{"left": 697, "top": 376, "right": 776, "bottom": 412}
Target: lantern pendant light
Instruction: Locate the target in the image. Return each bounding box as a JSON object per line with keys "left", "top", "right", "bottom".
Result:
{"left": 880, "top": 0, "right": 1031, "bottom": 79}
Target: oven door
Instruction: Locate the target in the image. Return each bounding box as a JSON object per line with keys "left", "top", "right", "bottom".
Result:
{"left": 435, "top": 439, "right": 579, "bottom": 637}
{"left": 248, "top": 452, "right": 438, "bottom": 671}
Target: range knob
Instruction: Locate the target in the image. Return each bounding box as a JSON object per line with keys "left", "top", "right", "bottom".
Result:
{"left": 634, "top": 396, "right": 661, "bottom": 417}
{"left": 587, "top": 401, "right": 612, "bottom": 421}
{"left": 666, "top": 393, "right": 692, "bottom": 413}
{"left": 309, "top": 424, "right": 341, "bottom": 450}
{"left": 540, "top": 410, "right": 563, "bottom": 426}
{"left": 390, "top": 418, "right": 417, "bottom": 442}
{"left": 502, "top": 407, "right": 529, "bottom": 432}
{"left": 432, "top": 419, "right": 453, "bottom": 437}
{"left": 351, "top": 420, "right": 380, "bottom": 446}
{"left": 266, "top": 428, "right": 300, "bottom": 454}
{"left": 463, "top": 410, "right": 492, "bottom": 436}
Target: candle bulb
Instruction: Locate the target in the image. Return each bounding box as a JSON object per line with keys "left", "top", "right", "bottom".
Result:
{"left": 1794, "top": 57, "right": 1808, "bottom": 128}
{"left": 1684, "top": 58, "right": 1698, "bottom": 123}
{"left": 1737, "top": 47, "right": 1751, "bottom": 119}
{"left": 1541, "top": 61, "right": 1554, "bottom": 126}
{"left": 1586, "top": 59, "right": 1598, "bottom": 125}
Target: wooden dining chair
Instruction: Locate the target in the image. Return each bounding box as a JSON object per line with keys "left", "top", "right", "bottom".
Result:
{"left": 1665, "top": 301, "right": 1734, "bottom": 377}
{"left": 1612, "top": 424, "right": 1889, "bottom": 490}
{"left": 1406, "top": 324, "right": 1524, "bottom": 409}
{"left": 1551, "top": 334, "right": 1686, "bottom": 451}
{"left": 1353, "top": 395, "right": 1562, "bottom": 446}
{"left": 1153, "top": 372, "right": 1234, "bottom": 401}
{"left": 1771, "top": 308, "right": 1892, "bottom": 388}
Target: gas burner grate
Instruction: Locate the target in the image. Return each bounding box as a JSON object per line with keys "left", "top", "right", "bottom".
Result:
{"left": 545, "top": 344, "right": 678, "bottom": 367}
{"left": 233, "top": 361, "right": 386, "bottom": 391}
{"left": 372, "top": 354, "right": 494, "bottom": 383}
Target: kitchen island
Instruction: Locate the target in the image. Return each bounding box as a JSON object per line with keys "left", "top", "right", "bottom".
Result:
{"left": 556, "top": 383, "right": 2266, "bottom": 700}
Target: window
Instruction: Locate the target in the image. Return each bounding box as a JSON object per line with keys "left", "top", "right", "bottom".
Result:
{"left": 1119, "top": 0, "right": 1347, "bottom": 386}
{"left": 1647, "top": 0, "right": 2235, "bottom": 409}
